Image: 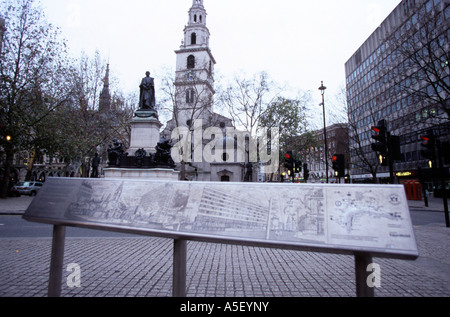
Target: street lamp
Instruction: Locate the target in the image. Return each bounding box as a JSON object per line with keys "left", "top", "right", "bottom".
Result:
{"left": 319, "top": 81, "right": 329, "bottom": 184}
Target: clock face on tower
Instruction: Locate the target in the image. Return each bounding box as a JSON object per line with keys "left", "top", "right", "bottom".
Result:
{"left": 186, "top": 70, "right": 195, "bottom": 80}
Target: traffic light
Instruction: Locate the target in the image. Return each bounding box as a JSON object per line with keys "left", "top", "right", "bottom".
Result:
{"left": 377, "top": 153, "right": 389, "bottom": 166}
{"left": 294, "top": 160, "right": 302, "bottom": 174}
{"left": 371, "top": 120, "right": 388, "bottom": 156}
{"left": 284, "top": 151, "right": 294, "bottom": 173}
{"left": 332, "top": 154, "right": 345, "bottom": 178}
{"left": 303, "top": 163, "right": 310, "bottom": 181}
{"left": 420, "top": 131, "right": 436, "bottom": 168}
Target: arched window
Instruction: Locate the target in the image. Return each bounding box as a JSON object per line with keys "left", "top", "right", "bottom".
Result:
{"left": 187, "top": 55, "right": 195, "bottom": 69}
{"left": 194, "top": 14, "right": 197, "bottom": 23}
{"left": 186, "top": 89, "right": 195, "bottom": 104}
{"left": 191, "top": 32, "right": 197, "bottom": 45}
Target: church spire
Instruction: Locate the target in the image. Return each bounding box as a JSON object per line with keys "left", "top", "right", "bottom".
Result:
{"left": 192, "top": 0, "right": 204, "bottom": 8}
{"left": 99, "top": 63, "right": 111, "bottom": 112}
{"left": 181, "top": 0, "right": 209, "bottom": 48}
{"left": 189, "top": 0, "right": 206, "bottom": 25}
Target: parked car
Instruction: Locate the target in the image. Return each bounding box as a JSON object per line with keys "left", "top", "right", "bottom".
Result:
{"left": 12, "top": 181, "right": 44, "bottom": 196}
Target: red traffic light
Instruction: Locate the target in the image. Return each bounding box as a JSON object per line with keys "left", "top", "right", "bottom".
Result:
{"left": 420, "top": 135, "right": 430, "bottom": 144}
{"left": 371, "top": 126, "right": 381, "bottom": 134}
{"left": 332, "top": 154, "right": 345, "bottom": 177}
{"left": 285, "top": 153, "right": 291, "bottom": 159}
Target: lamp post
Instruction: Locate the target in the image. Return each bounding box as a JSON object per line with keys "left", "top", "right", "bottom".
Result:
{"left": 319, "top": 81, "right": 329, "bottom": 184}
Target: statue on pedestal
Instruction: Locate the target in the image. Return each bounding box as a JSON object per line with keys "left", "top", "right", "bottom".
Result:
{"left": 137, "top": 71, "right": 158, "bottom": 119}
{"left": 139, "top": 71, "right": 156, "bottom": 110}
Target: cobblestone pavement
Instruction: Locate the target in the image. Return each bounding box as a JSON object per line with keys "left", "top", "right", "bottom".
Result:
{"left": 0, "top": 196, "right": 449, "bottom": 298}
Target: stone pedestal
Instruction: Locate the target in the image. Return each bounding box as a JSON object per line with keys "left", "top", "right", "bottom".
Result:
{"left": 104, "top": 109, "right": 179, "bottom": 181}
{"left": 128, "top": 111, "right": 162, "bottom": 155}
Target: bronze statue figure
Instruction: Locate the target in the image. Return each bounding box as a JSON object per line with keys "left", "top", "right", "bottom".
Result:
{"left": 139, "top": 71, "right": 156, "bottom": 110}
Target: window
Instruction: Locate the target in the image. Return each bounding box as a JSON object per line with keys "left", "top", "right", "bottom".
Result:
{"left": 191, "top": 32, "right": 197, "bottom": 45}
{"left": 427, "top": 84, "right": 435, "bottom": 97}
{"left": 222, "top": 153, "right": 229, "bottom": 162}
{"left": 186, "top": 89, "right": 195, "bottom": 104}
{"left": 426, "top": 0, "right": 432, "bottom": 12}
{"left": 412, "top": 13, "right": 418, "bottom": 25}
{"left": 187, "top": 55, "right": 195, "bottom": 69}
{"left": 355, "top": 50, "right": 362, "bottom": 65}
{"left": 406, "top": 152, "right": 412, "bottom": 162}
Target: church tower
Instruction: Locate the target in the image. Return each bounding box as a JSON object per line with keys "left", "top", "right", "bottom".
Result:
{"left": 163, "top": 0, "right": 237, "bottom": 182}
{"left": 173, "top": 0, "right": 216, "bottom": 127}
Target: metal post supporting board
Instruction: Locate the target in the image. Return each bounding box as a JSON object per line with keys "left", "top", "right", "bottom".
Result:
{"left": 48, "top": 225, "right": 66, "bottom": 297}
{"left": 354, "top": 253, "right": 374, "bottom": 297}
{"left": 173, "top": 239, "right": 187, "bottom": 297}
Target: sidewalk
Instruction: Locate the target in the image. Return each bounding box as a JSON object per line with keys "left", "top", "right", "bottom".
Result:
{"left": 0, "top": 196, "right": 34, "bottom": 215}
{"left": 407, "top": 195, "right": 447, "bottom": 212}
{"left": 0, "top": 195, "right": 449, "bottom": 297}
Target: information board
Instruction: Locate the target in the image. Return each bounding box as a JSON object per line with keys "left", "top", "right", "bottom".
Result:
{"left": 23, "top": 178, "right": 418, "bottom": 259}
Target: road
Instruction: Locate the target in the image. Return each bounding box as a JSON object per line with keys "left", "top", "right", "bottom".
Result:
{"left": 0, "top": 208, "right": 446, "bottom": 238}
{"left": 0, "top": 215, "right": 143, "bottom": 238}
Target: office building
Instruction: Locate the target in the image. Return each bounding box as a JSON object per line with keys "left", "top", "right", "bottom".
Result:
{"left": 345, "top": 0, "right": 449, "bottom": 183}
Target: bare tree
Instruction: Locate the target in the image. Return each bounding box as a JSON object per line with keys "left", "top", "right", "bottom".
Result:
{"left": 384, "top": 4, "right": 449, "bottom": 125}
{"left": 337, "top": 86, "right": 381, "bottom": 182}
{"left": 73, "top": 50, "right": 108, "bottom": 111}
{"left": 217, "top": 71, "right": 284, "bottom": 137}
{"left": 55, "top": 53, "right": 132, "bottom": 177}
{"left": 0, "top": 0, "right": 73, "bottom": 197}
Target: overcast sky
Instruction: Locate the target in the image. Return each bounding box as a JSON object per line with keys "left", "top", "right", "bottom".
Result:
{"left": 38, "top": 0, "right": 401, "bottom": 127}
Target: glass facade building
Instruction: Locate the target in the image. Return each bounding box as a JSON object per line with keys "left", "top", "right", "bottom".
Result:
{"left": 345, "top": 0, "right": 449, "bottom": 182}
